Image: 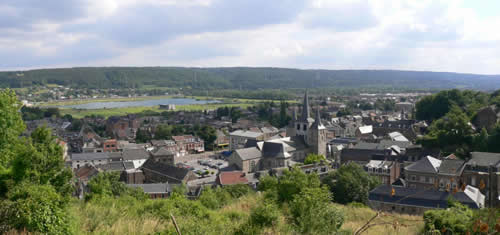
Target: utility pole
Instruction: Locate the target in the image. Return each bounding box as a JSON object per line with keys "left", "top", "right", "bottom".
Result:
{"left": 488, "top": 164, "right": 493, "bottom": 208}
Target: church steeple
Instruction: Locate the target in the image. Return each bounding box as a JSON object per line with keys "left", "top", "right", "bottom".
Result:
{"left": 312, "top": 106, "right": 325, "bottom": 129}
{"left": 301, "top": 90, "right": 310, "bottom": 122}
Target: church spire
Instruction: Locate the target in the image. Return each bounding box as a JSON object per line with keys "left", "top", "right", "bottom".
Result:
{"left": 301, "top": 90, "right": 310, "bottom": 122}
{"left": 312, "top": 106, "right": 324, "bottom": 129}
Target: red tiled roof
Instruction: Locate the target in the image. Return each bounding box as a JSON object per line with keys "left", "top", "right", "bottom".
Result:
{"left": 218, "top": 171, "right": 248, "bottom": 186}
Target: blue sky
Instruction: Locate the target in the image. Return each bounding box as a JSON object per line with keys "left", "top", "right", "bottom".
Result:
{"left": 0, "top": 0, "right": 499, "bottom": 74}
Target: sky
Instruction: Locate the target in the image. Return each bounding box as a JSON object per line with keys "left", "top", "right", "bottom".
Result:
{"left": 1, "top": 0, "right": 500, "bottom": 74}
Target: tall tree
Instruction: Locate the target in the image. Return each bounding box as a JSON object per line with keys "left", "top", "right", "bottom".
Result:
{"left": 0, "top": 89, "right": 25, "bottom": 167}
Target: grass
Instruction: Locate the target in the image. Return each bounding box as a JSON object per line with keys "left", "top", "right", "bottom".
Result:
{"left": 68, "top": 194, "right": 423, "bottom": 235}
{"left": 339, "top": 204, "right": 424, "bottom": 235}
{"left": 59, "top": 103, "right": 254, "bottom": 118}
{"left": 38, "top": 95, "right": 175, "bottom": 106}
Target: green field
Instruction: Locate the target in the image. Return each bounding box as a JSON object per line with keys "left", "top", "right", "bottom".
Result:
{"left": 59, "top": 103, "right": 254, "bottom": 118}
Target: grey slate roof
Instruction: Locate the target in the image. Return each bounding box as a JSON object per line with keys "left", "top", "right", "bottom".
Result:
{"left": 379, "top": 140, "right": 414, "bottom": 149}
{"left": 122, "top": 148, "right": 150, "bottom": 161}
{"left": 262, "top": 142, "right": 284, "bottom": 158}
{"left": 141, "top": 159, "right": 190, "bottom": 182}
{"left": 127, "top": 183, "right": 174, "bottom": 193}
{"left": 405, "top": 156, "right": 441, "bottom": 173}
{"left": 97, "top": 161, "right": 135, "bottom": 171}
{"left": 468, "top": 152, "right": 500, "bottom": 167}
{"left": 235, "top": 147, "right": 262, "bottom": 161}
{"left": 369, "top": 185, "right": 482, "bottom": 209}
{"left": 72, "top": 152, "right": 109, "bottom": 161}
{"left": 438, "top": 159, "right": 465, "bottom": 176}
{"left": 152, "top": 147, "right": 176, "bottom": 157}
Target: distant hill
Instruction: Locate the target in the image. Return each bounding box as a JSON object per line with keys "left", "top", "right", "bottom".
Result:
{"left": 1, "top": 67, "right": 500, "bottom": 91}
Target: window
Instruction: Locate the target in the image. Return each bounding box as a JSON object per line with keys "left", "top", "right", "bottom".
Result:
{"left": 297, "top": 124, "right": 300, "bottom": 130}
{"left": 250, "top": 161, "right": 256, "bottom": 171}
{"left": 410, "top": 175, "right": 416, "bottom": 181}
{"left": 471, "top": 176, "right": 476, "bottom": 186}
{"left": 303, "top": 124, "right": 307, "bottom": 131}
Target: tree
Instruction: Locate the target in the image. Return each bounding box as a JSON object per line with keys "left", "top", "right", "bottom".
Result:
{"left": 289, "top": 186, "right": 344, "bottom": 234}
{"left": 10, "top": 127, "right": 73, "bottom": 198}
{"left": 323, "top": 162, "right": 380, "bottom": 204}
{"left": 276, "top": 167, "right": 322, "bottom": 203}
{"left": 303, "top": 153, "right": 326, "bottom": 165}
{"left": 135, "top": 128, "right": 152, "bottom": 143}
{"left": 419, "top": 105, "right": 474, "bottom": 157}
{"left": 0, "top": 89, "right": 25, "bottom": 167}
{"left": 230, "top": 107, "right": 242, "bottom": 123}
{"left": 0, "top": 184, "right": 71, "bottom": 234}
{"left": 154, "top": 124, "right": 173, "bottom": 140}
{"left": 196, "top": 125, "right": 217, "bottom": 149}
{"left": 423, "top": 199, "right": 473, "bottom": 234}
{"left": 86, "top": 172, "right": 146, "bottom": 201}
{"left": 278, "top": 100, "right": 290, "bottom": 128}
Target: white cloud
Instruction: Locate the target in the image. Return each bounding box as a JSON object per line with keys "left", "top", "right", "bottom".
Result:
{"left": 1, "top": 0, "right": 500, "bottom": 74}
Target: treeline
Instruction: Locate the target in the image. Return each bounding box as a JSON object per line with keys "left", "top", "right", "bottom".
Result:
{"left": 3, "top": 67, "right": 500, "bottom": 90}
{"left": 416, "top": 89, "right": 500, "bottom": 157}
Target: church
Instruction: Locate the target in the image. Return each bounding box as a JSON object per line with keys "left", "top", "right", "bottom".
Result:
{"left": 227, "top": 91, "right": 327, "bottom": 173}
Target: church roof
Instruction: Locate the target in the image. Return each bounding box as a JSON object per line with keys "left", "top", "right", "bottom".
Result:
{"left": 311, "top": 107, "right": 325, "bottom": 130}
{"left": 300, "top": 90, "right": 312, "bottom": 123}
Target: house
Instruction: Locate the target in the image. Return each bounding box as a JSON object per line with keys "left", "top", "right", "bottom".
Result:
{"left": 71, "top": 152, "right": 110, "bottom": 169}
{"left": 127, "top": 183, "right": 175, "bottom": 199}
{"left": 355, "top": 125, "right": 373, "bottom": 139}
{"left": 462, "top": 152, "right": 500, "bottom": 207}
{"left": 216, "top": 171, "right": 249, "bottom": 186}
{"left": 388, "top": 131, "right": 409, "bottom": 142}
{"left": 105, "top": 115, "right": 139, "bottom": 140}
{"left": 405, "top": 156, "right": 441, "bottom": 189}
{"left": 159, "top": 104, "right": 176, "bottom": 110}
{"left": 228, "top": 147, "right": 262, "bottom": 173}
{"left": 229, "top": 130, "right": 264, "bottom": 150}
{"left": 436, "top": 159, "right": 466, "bottom": 192}
{"left": 369, "top": 185, "right": 485, "bottom": 215}
{"left": 141, "top": 159, "right": 197, "bottom": 184}
{"left": 102, "top": 139, "right": 118, "bottom": 152}
{"left": 340, "top": 142, "right": 393, "bottom": 165}
{"left": 365, "top": 160, "right": 400, "bottom": 185}
{"left": 121, "top": 148, "right": 150, "bottom": 168}
{"left": 151, "top": 147, "right": 176, "bottom": 165}
{"left": 395, "top": 102, "right": 414, "bottom": 113}
{"left": 215, "top": 130, "right": 229, "bottom": 148}
{"left": 172, "top": 135, "right": 205, "bottom": 153}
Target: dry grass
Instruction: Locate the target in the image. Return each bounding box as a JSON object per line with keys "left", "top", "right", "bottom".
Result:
{"left": 338, "top": 204, "right": 424, "bottom": 235}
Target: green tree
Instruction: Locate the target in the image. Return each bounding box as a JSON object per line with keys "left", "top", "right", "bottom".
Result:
{"left": 419, "top": 105, "right": 474, "bottom": 157}
{"left": 323, "top": 162, "right": 380, "bottom": 204}
{"left": 196, "top": 125, "right": 217, "bottom": 149}
{"left": 0, "top": 89, "right": 25, "bottom": 167}
{"left": 289, "top": 186, "right": 344, "bottom": 234}
{"left": 276, "top": 167, "right": 321, "bottom": 203}
{"left": 11, "top": 127, "right": 73, "bottom": 198}
{"left": 154, "top": 124, "right": 173, "bottom": 140}
{"left": 279, "top": 100, "right": 290, "bottom": 128}
{"left": 249, "top": 201, "right": 280, "bottom": 228}
{"left": 86, "top": 172, "right": 146, "bottom": 201}
{"left": 0, "top": 184, "right": 71, "bottom": 234}
{"left": 303, "top": 153, "right": 326, "bottom": 165}
{"left": 135, "top": 128, "right": 152, "bottom": 143}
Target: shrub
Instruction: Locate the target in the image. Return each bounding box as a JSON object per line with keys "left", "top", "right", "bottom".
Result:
{"left": 250, "top": 202, "right": 280, "bottom": 227}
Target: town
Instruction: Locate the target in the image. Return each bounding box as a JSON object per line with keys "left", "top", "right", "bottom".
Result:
{"left": 2, "top": 0, "right": 500, "bottom": 234}
{"left": 20, "top": 89, "right": 500, "bottom": 213}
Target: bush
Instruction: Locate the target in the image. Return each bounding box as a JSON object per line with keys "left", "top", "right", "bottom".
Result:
{"left": 249, "top": 202, "right": 280, "bottom": 227}
{"left": 0, "top": 184, "right": 71, "bottom": 234}
{"left": 289, "top": 186, "right": 344, "bottom": 234}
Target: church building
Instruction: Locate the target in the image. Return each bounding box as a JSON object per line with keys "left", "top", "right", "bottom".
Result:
{"left": 228, "top": 91, "right": 327, "bottom": 173}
